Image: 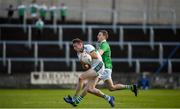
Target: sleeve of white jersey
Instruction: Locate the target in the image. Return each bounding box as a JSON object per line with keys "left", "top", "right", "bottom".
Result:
{"left": 86, "top": 44, "right": 95, "bottom": 53}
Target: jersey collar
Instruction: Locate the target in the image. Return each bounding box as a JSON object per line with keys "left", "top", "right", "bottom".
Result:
{"left": 80, "top": 45, "right": 85, "bottom": 53}
{"left": 100, "top": 39, "right": 106, "bottom": 43}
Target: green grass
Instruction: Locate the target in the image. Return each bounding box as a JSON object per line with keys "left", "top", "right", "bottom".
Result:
{"left": 0, "top": 89, "right": 180, "bottom": 108}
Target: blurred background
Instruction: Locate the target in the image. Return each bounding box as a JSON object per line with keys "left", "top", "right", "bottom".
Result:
{"left": 0, "top": 0, "right": 180, "bottom": 89}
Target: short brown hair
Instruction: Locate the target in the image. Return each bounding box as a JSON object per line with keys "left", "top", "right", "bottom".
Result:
{"left": 72, "top": 38, "right": 83, "bottom": 44}
{"left": 99, "top": 30, "right": 108, "bottom": 39}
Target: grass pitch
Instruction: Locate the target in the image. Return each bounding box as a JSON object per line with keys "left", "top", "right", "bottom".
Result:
{"left": 0, "top": 89, "right": 179, "bottom": 108}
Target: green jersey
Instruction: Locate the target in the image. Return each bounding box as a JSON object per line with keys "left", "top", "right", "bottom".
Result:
{"left": 98, "top": 40, "right": 112, "bottom": 69}
{"left": 39, "top": 5, "right": 47, "bottom": 17}
{"left": 49, "top": 6, "right": 56, "bottom": 17}
{"left": 30, "top": 4, "right": 38, "bottom": 14}
{"left": 60, "top": 6, "right": 67, "bottom": 16}
{"left": 17, "top": 5, "right": 26, "bottom": 16}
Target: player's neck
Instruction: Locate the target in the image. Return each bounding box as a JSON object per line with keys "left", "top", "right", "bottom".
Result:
{"left": 100, "top": 39, "right": 106, "bottom": 43}
{"left": 80, "top": 46, "right": 84, "bottom": 53}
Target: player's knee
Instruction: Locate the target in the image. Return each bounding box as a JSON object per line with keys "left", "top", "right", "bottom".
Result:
{"left": 79, "top": 76, "right": 84, "bottom": 82}
{"left": 87, "top": 87, "right": 94, "bottom": 93}
{"left": 82, "top": 82, "right": 87, "bottom": 89}
{"left": 108, "top": 86, "right": 115, "bottom": 91}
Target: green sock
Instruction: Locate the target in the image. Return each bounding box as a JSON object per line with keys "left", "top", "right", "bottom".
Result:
{"left": 103, "top": 94, "right": 110, "bottom": 101}
{"left": 72, "top": 95, "right": 78, "bottom": 100}
{"left": 74, "top": 96, "right": 83, "bottom": 104}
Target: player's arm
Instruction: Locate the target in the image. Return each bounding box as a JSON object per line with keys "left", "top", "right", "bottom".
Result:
{"left": 89, "top": 50, "right": 98, "bottom": 59}
{"left": 98, "top": 49, "right": 104, "bottom": 55}
{"left": 80, "top": 61, "right": 90, "bottom": 70}
{"left": 98, "top": 43, "right": 107, "bottom": 56}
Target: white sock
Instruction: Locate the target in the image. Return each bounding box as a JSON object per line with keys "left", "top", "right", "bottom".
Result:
{"left": 124, "top": 85, "right": 131, "bottom": 89}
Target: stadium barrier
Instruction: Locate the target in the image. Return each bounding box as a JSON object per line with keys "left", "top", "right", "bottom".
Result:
{"left": 0, "top": 41, "right": 180, "bottom": 74}
{"left": 31, "top": 72, "right": 104, "bottom": 85}
{"left": 0, "top": 72, "right": 179, "bottom": 89}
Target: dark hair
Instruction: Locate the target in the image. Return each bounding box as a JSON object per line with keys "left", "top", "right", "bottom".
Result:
{"left": 99, "top": 30, "right": 108, "bottom": 39}
{"left": 72, "top": 38, "right": 83, "bottom": 44}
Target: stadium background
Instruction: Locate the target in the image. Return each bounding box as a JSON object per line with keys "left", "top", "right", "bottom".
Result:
{"left": 0, "top": 0, "right": 180, "bottom": 108}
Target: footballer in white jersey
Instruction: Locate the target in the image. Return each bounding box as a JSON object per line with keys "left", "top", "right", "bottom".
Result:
{"left": 77, "top": 44, "right": 104, "bottom": 76}
{"left": 64, "top": 38, "right": 115, "bottom": 107}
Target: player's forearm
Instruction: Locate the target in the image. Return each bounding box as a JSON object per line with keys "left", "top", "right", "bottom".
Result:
{"left": 80, "top": 61, "right": 90, "bottom": 70}
{"left": 89, "top": 51, "right": 98, "bottom": 59}
{"left": 98, "top": 49, "right": 104, "bottom": 55}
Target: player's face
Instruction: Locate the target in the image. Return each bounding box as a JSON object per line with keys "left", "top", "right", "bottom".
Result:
{"left": 97, "top": 32, "right": 105, "bottom": 42}
{"left": 73, "top": 42, "right": 83, "bottom": 52}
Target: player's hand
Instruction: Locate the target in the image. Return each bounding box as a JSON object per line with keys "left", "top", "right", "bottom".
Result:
{"left": 80, "top": 60, "right": 90, "bottom": 70}
{"left": 82, "top": 64, "right": 91, "bottom": 70}
{"left": 84, "top": 64, "right": 90, "bottom": 69}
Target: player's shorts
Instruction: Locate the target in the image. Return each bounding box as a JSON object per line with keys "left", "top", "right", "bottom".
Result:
{"left": 99, "top": 68, "right": 112, "bottom": 81}
{"left": 91, "top": 61, "right": 105, "bottom": 77}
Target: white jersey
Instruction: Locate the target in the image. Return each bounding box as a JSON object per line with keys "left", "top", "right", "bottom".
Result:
{"left": 77, "top": 44, "right": 103, "bottom": 68}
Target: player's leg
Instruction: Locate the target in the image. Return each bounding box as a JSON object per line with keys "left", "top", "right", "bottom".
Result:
{"left": 104, "top": 80, "right": 138, "bottom": 96}
{"left": 64, "top": 69, "right": 98, "bottom": 107}
{"left": 71, "top": 77, "right": 99, "bottom": 105}
{"left": 86, "top": 78, "right": 115, "bottom": 107}
{"left": 105, "top": 79, "right": 132, "bottom": 91}
{"left": 74, "top": 68, "right": 98, "bottom": 97}
{"left": 103, "top": 69, "right": 138, "bottom": 96}
{"left": 71, "top": 71, "right": 99, "bottom": 104}
{"left": 73, "top": 61, "right": 104, "bottom": 97}
{"left": 75, "top": 66, "right": 115, "bottom": 107}
{"left": 64, "top": 71, "right": 98, "bottom": 106}
{"left": 82, "top": 77, "right": 105, "bottom": 98}
{"left": 73, "top": 76, "right": 115, "bottom": 107}
{"left": 64, "top": 62, "right": 107, "bottom": 106}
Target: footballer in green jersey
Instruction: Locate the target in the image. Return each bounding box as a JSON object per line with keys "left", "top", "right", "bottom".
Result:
{"left": 97, "top": 30, "right": 138, "bottom": 96}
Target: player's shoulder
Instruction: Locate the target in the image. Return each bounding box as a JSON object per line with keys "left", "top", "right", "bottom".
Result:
{"left": 84, "top": 44, "right": 95, "bottom": 52}
{"left": 100, "top": 41, "right": 109, "bottom": 47}
{"left": 101, "top": 41, "right": 109, "bottom": 45}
